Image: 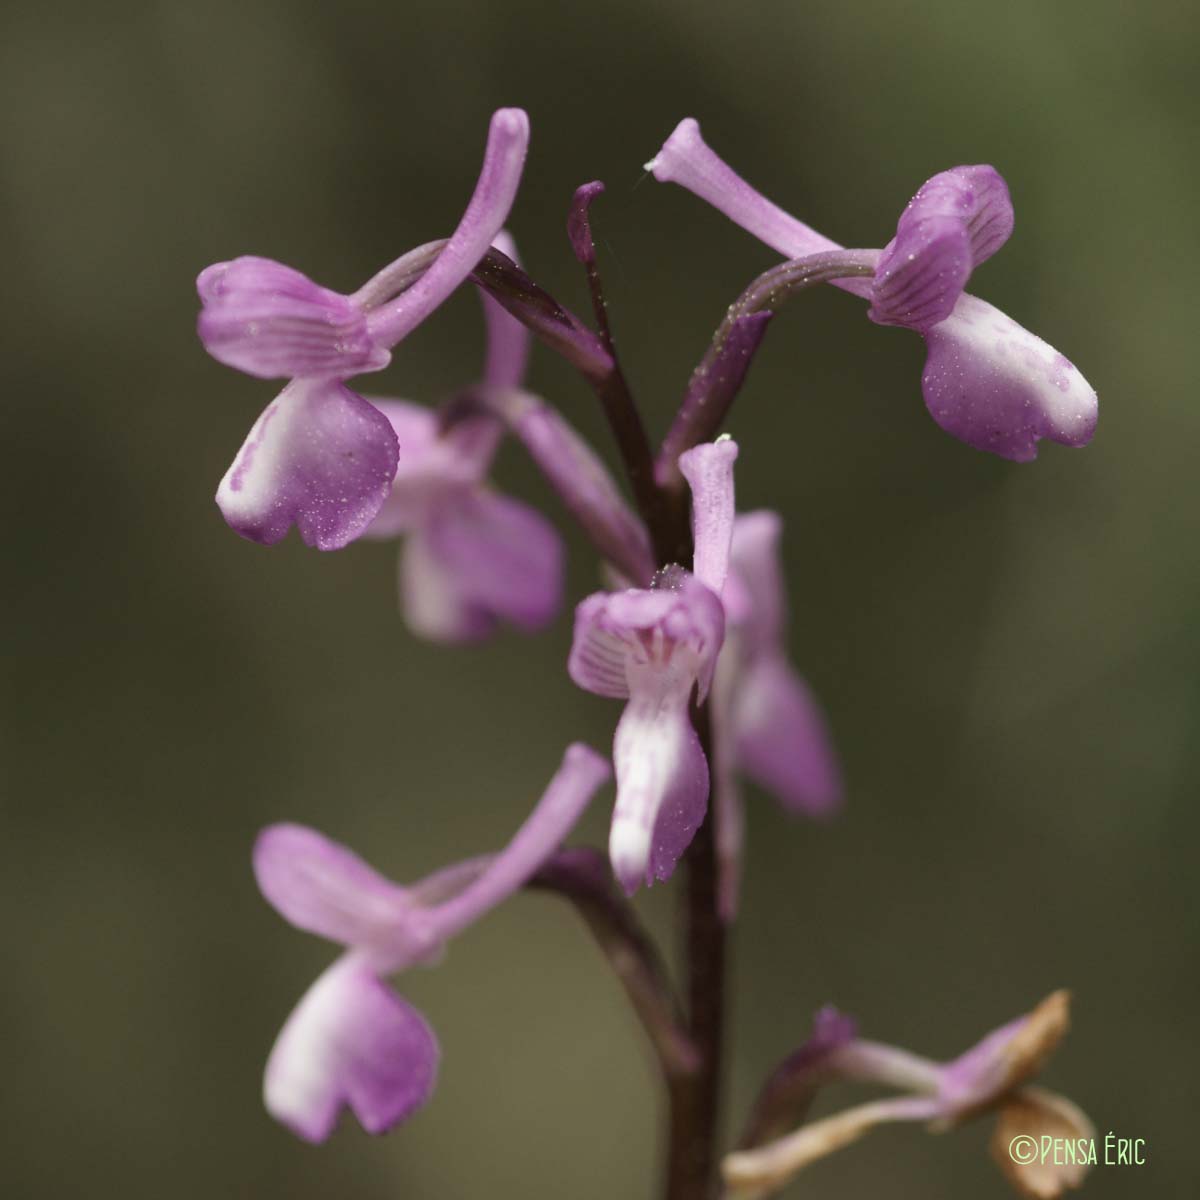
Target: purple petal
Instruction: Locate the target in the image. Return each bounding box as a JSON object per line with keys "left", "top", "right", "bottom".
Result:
{"left": 740, "top": 1005, "right": 860, "bottom": 1144}
{"left": 361, "top": 400, "right": 496, "bottom": 541}
{"left": 922, "top": 294, "right": 1098, "bottom": 461}
{"left": 264, "top": 959, "right": 439, "bottom": 1142}
{"left": 428, "top": 743, "right": 611, "bottom": 939}
{"left": 870, "top": 166, "right": 1013, "bottom": 332}
{"left": 731, "top": 656, "right": 842, "bottom": 817}
{"left": 909, "top": 165, "right": 1015, "bottom": 268}
{"left": 197, "top": 256, "right": 388, "bottom": 380}
{"left": 728, "top": 511, "right": 786, "bottom": 653}
{"left": 480, "top": 231, "right": 531, "bottom": 389}
{"left": 253, "top": 825, "right": 439, "bottom": 967}
{"left": 399, "top": 530, "right": 493, "bottom": 642}
{"left": 646, "top": 119, "right": 841, "bottom": 263}
{"left": 358, "top": 401, "right": 440, "bottom": 539}
{"left": 568, "top": 577, "right": 727, "bottom": 701}
{"left": 937, "top": 991, "right": 1071, "bottom": 1114}
{"left": 367, "top": 109, "right": 529, "bottom": 350}
{"left": 678, "top": 437, "right": 739, "bottom": 595}
{"left": 216, "top": 379, "right": 399, "bottom": 550}
{"left": 869, "top": 216, "right": 972, "bottom": 333}
{"left": 399, "top": 489, "right": 563, "bottom": 643}
{"left": 494, "top": 390, "right": 655, "bottom": 586}
{"left": 611, "top": 684, "right": 709, "bottom": 894}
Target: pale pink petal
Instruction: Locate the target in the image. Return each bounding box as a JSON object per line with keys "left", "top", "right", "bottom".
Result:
{"left": 419, "top": 489, "right": 563, "bottom": 637}
{"left": 429, "top": 743, "right": 611, "bottom": 939}
{"left": 215, "top": 379, "right": 398, "bottom": 550}
{"left": 197, "top": 256, "right": 388, "bottom": 380}
{"left": 253, "top": 824, "right": 410, "bottom": 948}
{"left": 732, "top": 657, "right": 842, "bottom": 817}
{"left": 610, "top": 670, "right": 709, "bottom": 894}
{"left": 480, "top": 230, "right": 530, "bottom": 389}
{"left": 728, "top": 510, "right": 786, "bottom": 653}
{"left": 367, "top": 109, "right": 529, "bottom": 349}
{"left": 264, "top": 958, "right": 438, "bottom": 1142}
{"left": 678, "top": 437, "right": 739, "bottom": 595}
{"left": 923, "top": 294, "right": 1099, "bottom": 461}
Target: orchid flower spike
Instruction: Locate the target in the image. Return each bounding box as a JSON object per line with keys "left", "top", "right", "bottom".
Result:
{"left": 711, "top": 511, "right": 842, "bottom": 921}
{"left": 254, "top": 743, "right": 610, "bottom": 1142}
{"left": 359, "top": 233, "right": 563, "bottom": 642}
{"left": 568, "top": 437, "right": 737, "bottom": 894}
{"left": 724, "top": 991, "right": 1093, "bottom": 1200}
{"left": 204, "top": 107, "right": 530, "bottom": 549}
{"left": 647, "top": 119, "right": 1097, "bottom": 463}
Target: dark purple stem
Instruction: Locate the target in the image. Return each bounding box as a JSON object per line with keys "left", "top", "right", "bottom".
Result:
{"left": 656, "top": 249, "right": 880, "bottom": 488}
{"left": 529, "top": 848, "right": 700, "bottom": 1078}
{"left": 666, "top": 702, "right": 726, "bottom": 1200}
{"left": 735, "top": 1010, "right": 858, "bottom": 1149}
{"left": 470, "top": 247, "right": 670, "bottom": 559}
{"left": 567, "top": 181, "right": 617, "bottom": 355}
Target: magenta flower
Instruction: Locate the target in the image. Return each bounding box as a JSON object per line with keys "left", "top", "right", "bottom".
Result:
{"left": 568, "top": 438, "right": 736, "bottom": 894}
{"left": 254, "top": 743, "right": 610, "bottom": 1141}
{"left": 647, "top": 120, "right": 1097, "bottom": 463}
{"left": 359, "top": 233, "right": 563, "bottom": 641}
{"left": 725, "top": 992, "right": 1093, "bottom": 1199}
{"left": 206, "top": 108, "right": 530, "bottom": 549}
{"left": 712, "top": 511, "right": 842, "bottom": 920}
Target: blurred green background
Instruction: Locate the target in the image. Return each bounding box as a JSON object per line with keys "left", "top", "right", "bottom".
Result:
{"left": 4, "top": 0, "right": 1196, "bottom": 1196}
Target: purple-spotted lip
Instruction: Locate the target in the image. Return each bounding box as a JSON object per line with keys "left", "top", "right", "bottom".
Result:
{"left": 570, "top": 575, "right": 727, "bottom": 700}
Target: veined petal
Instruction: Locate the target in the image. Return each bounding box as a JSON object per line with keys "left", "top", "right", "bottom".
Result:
{"left": 197, "top": 256, "right": 389, "bottom": 381}
{"left": 678, "top": 437, "right": 739, "bottom": 596}
{"left": 568, "top": 577, "right": 726, "bottom": 701}
{"left": 216, "top": 379, "right": 399, "bottom": 550}
{"left": 922, "top": 294, "right": 1098, "bottom": 461}
{"left": 911, "top": 165, "right": 1015, "bottom": 268}
{"left": 367, "top": 109, "right": 530, "bottom": 350}
{"left": 870, "top": 166, "right": 1013, "bottom": 333}
{"left": 610, "top": 675, "right": 709, "bottom": 894}
{"left": 253, "top": 824, "right": 413, "bottom": 951}
{"left": 264, "top": 958, "right": 438, "bottom": 1142}
{"left": 869, "top": 215, "right": 972, "bottom": 333}
{"left": 399, "top": 489, "right": 563, "bottom": 643}
{"left": 731, "top": 657, "right": 842, "bottom": 817}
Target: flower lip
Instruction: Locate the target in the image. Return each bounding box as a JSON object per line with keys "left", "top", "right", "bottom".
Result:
{"left": 263, "top": 957, "right": 440, "bottom": 1142}
{"left": 216, "top": 378, "right": 400, "bottom": 550}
